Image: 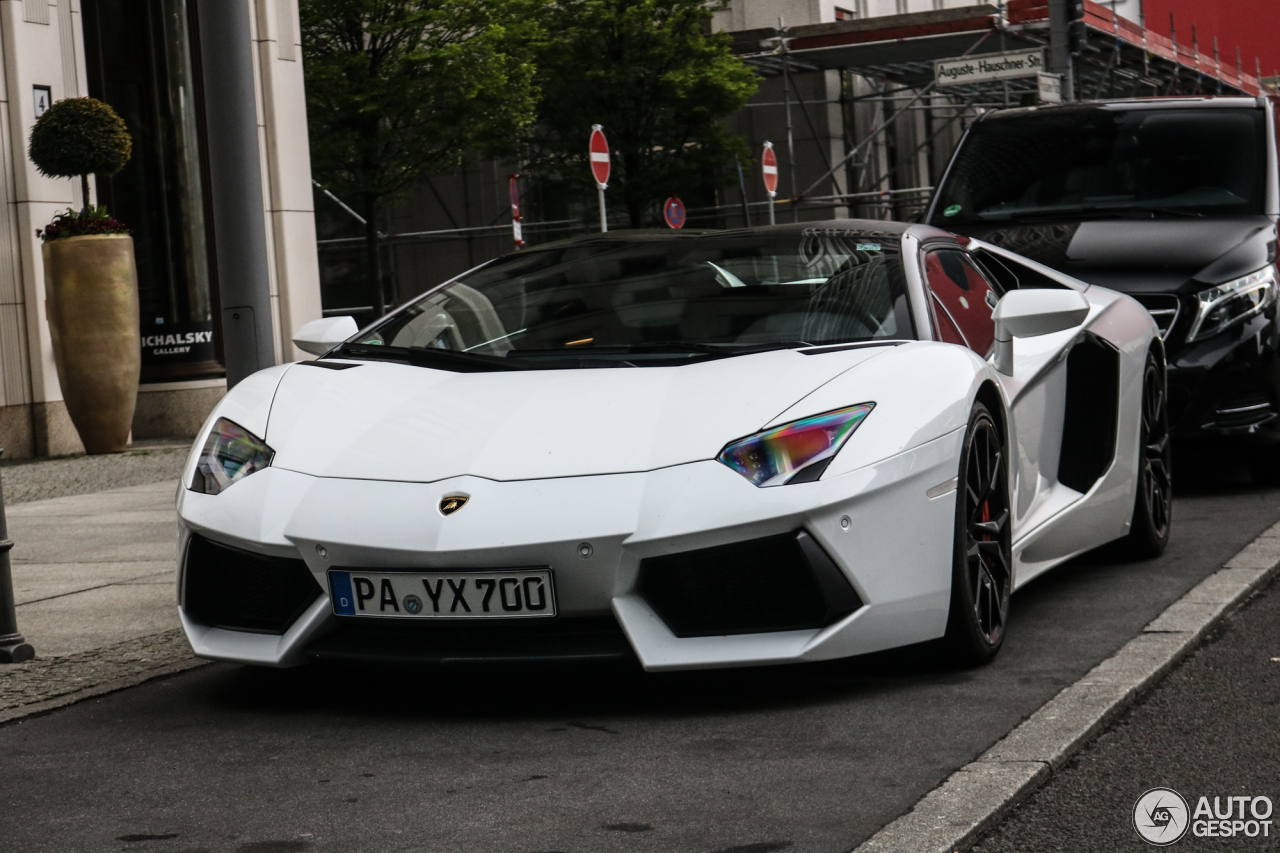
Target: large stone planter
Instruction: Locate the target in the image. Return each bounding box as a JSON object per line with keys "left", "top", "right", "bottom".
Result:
{"left": 42, "top": 234, "right": 140, "bottom": 454}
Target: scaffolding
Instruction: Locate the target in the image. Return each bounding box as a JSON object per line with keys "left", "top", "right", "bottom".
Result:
{"left": 727, "top": 0, "right": 1273, "bottom": 220}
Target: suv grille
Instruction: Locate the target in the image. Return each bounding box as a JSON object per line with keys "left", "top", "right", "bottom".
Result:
{"left": 1132, "top": 294, "right": 1181, "bottom": 339}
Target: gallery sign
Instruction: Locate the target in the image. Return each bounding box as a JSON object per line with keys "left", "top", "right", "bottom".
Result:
{"left": 935, "top": 49, "right": 1046, "bottom": 86}
{"left": 140, "top": 320, "right": 216, "bottom": 369}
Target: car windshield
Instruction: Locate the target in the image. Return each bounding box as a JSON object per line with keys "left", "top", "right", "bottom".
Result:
{"left": 348, "top": 231, "right": 913, "bottom": 366}
{"left": 932, "top": 106, "right": 1267, "bottom": 224}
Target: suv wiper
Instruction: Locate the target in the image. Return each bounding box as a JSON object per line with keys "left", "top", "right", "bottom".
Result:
{"left": 336, "top": 343, "right": 530, "bottom": 372}
{"left": 981, "top": 204, "right": 1205, "bottom": 223}
{"left": 1123, "top": 205, "right": 1205, "bottom": 218}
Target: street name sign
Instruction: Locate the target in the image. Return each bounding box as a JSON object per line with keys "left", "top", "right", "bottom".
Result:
{"left": 935, "top": 48, "right": 1046, "bottom": 86}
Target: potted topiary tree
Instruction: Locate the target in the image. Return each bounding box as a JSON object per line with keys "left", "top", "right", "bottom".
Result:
{"left": 28, "top": 97, "right": 137, "bottom": 454}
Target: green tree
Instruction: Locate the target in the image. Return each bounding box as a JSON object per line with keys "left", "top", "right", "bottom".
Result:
{"left": 527, "top": 0, "right": 758, "bottom": 228}
{"left": 301, "top": 0, "right": 540, "bottom": 315}
{"left": 28, "top": 97, "right": 131, "bottom": 217}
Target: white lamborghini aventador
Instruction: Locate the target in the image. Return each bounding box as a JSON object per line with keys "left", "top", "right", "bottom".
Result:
{"left": 176, "top": 221, "right": 1170, "bottom": 670}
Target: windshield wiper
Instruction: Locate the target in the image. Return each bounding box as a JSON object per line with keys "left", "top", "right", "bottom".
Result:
{"left": 625, "top": 340, "right": 814, "bottom": 354}
{"left": 982, "top": 204, "right": 1206, "bottom": 223}
{"left": 1123, "top": 205, "right": 1205, "bottom": 218}
{"left": 337, "top": 343, "right": 530, "bottom": 372}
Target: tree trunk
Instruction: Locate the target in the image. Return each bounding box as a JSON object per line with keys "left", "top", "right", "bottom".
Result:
{"left": 363, "top": 194, "right": 385, "bottom": 318}
{"left": 81, "top": 174, "right": 91, "bottom": 216}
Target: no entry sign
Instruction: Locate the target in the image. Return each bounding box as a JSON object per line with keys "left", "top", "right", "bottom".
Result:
{"left": 589, "top": 125, "right": 610, "bottom": 187}
{"left": 509, "top": 173, "right": 523, "bottom": 248}
{"left": 762, "top": 142, "right": 778, "bottom": 196}
{"left": 663, "top": 196, "right": 686, "bottom": 229}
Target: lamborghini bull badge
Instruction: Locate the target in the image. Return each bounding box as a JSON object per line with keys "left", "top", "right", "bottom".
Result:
{"left": 439, "top": 495, "right": 469, "bottom": 516}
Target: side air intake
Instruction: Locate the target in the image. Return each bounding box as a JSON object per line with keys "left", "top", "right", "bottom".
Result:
{"left": 637, "top": 530, "right": 862, "bottom": 638}
{"left": 182, "top": 534, "right": 322, "bottom": 634}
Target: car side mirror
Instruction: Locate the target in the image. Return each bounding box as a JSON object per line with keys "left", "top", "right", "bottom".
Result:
{"left": 292, "top": 316, "right": 358, "bottom": 356}
{"left": 991, "top": 289, "right": 1090, "bottom": 375}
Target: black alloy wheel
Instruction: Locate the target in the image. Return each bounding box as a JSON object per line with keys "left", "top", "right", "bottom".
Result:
{"left": 944, "top": 402, "right": 1013, "bottom": 666}
{"left": 1126, "top": 349, "right": 1172, "bottom": 558}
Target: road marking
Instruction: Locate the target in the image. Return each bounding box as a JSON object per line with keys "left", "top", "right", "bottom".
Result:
{"left": 854, "top": 519, "right": 1280, "bottom": 853}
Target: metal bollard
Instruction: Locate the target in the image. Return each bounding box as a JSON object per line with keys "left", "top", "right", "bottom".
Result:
{"left": 0, "top": 448, "right": 33, "bottom": 663}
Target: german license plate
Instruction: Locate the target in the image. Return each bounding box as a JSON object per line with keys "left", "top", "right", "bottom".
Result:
{"left": 328, "top": 569, "right": 555, "bottom": 619}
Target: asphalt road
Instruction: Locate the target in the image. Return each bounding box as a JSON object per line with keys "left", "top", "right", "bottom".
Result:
{"left": 3, "top": 465, "right": 1279, "bottom": 853}
{"left": 973, "top": 561, "right": 1280, "bottom": 853}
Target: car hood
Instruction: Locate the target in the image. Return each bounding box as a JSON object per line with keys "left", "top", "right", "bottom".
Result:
{"left": 954, "top": 216, "right": 1277, "bottom": 293}
{"left": 264, "top": 347, "right": 891, "bottom": 482}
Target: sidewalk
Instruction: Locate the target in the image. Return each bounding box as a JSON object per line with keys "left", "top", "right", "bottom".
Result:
{"left": 0, "top": 447, "right": 205, "bottom": 721}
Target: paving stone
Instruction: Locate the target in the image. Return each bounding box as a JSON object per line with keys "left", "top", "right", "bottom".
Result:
{"left": 0, "top": 448, "right": 188, "bottom": 505}
{"left": 0, "top": 629, "right": 206, "bottom": 724}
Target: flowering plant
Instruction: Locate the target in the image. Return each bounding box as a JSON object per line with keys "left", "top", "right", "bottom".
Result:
{"left": 37, "top": 206, "right": 129, "bottom": 242}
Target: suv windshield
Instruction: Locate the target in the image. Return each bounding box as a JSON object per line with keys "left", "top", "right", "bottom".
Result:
{"left": 932, "top": 106, "right": 1267, "bottom": 224}
{"left": 348, "top": 231, "right": 913, "bottom": 366}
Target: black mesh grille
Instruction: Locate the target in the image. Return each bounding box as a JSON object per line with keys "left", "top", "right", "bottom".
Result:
{"left": 182, "top": 534, "right": 322, "bottom": 634}
{"left": 637, "top": 530, "right": 862, "bottom": 638}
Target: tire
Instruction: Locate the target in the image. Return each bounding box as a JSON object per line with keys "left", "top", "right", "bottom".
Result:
{"left": 943, "top": 402, "right": 1013, "bottom": 667}
{"left": 1125, "top": 350, "right": 1172, "bottom": 559}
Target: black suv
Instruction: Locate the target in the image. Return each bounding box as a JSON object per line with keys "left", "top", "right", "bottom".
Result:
{"left": 927, "top": 97, "right": 1280, "bottom": 470}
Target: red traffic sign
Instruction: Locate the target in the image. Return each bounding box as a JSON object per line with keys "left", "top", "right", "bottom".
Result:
{"left": 589, "top": 125, "right": 610, "bottom": 187}
{"left": 509, "top": 174, "right": 521, "bottom": 219}
{"left": 663, "top": 196, "right": 686, "bottom": 229}
{"left": 762, "top": 142, "right": 778, "bottom": 195}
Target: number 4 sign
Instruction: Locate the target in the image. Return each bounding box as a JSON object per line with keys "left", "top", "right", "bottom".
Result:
{"left": 33, "top": 85, "right": 51, "bottom": 118}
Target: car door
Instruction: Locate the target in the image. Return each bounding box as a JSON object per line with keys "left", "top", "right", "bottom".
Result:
{"left": 922, "top": 246, "right": 1076, "bottom": 550}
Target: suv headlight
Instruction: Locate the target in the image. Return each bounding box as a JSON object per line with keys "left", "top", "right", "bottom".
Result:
{"left": 1187, "top": 266, "right": 1276, "bottom": 343}
{"left": 717, "top": 403, "right": 875, "bottom": 487}
{"left": 189, "top": 417, "right": 275, "bottom": 495}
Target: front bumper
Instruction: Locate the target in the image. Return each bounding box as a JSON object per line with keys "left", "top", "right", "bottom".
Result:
{"left": 1168, "top": 310, "right": 1280, "bottom": 444}
{"left": 176, "top": 429, "right": 963, "bottom": 672}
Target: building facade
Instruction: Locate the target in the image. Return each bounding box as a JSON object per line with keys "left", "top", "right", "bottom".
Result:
{"left": 0, "top": 0, "right": 321, "bottom": 457}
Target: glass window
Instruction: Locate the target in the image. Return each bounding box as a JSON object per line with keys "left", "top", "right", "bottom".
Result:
{"left": 925, "top": 249, "right": 999, "bottom": 356}
{"left": 354, "top": 232, "right": 914, "bottom": 366}
{"left": 82, "top": 0, "right": 218, "bottom": 381}
{"left": 932, "top": 107, "right": 1267, "bottom": 224}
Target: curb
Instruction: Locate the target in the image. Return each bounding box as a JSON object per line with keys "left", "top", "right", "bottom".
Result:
{"left": 0, "top": 629, "right": 212, "bottom": 727}
{"left": 0, "top": 657, "right": 210, "bottom": 726}
{"left": 852, "top": 522, "right": 1280, "bottom": 853}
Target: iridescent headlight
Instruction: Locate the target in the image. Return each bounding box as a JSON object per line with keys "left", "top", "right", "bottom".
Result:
{"left": 189, "top": 417, "right": 275, "bottom": 495}
{"left": 717, "top": 403, "right": 875, "bottom": 487}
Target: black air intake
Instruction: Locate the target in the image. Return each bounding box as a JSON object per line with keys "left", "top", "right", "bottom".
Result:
{"left": 637, "top": 530, "right": 862, "bottom": 637}
{"left": 182, "top": 534, "right": 322, "bottom": 634}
